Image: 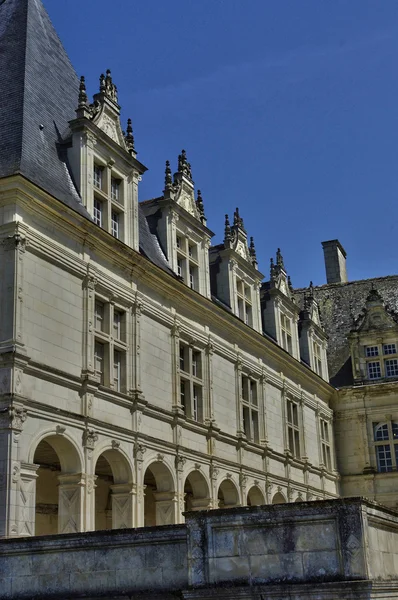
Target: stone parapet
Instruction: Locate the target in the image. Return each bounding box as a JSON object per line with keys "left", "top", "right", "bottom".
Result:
{"left": 1, "top": 498, "right": 398, "bottom": 599}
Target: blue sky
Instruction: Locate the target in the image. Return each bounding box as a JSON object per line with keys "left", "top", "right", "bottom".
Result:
{"left": 45, "top": 0, "right": 398, "bottom": 287}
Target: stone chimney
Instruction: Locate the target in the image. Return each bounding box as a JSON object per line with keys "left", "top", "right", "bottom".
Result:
{"left": 322, "top": 239, "right": 348, "bottom": 284}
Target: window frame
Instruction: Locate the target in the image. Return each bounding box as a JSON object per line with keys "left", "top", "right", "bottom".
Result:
{"left": 179, "top": 341, "right": 204, "bottom": 422}
{"left": 373, "top": 421, "right": 398, "bottom": 472}
{"left": 240, "top": 374, "right": 259, "bottom": 443}
{"left": 93, "top": 295, "right": 128, "bottom": 392}
{"left": 286, "top": 398, "right": 301, "bottom": 458}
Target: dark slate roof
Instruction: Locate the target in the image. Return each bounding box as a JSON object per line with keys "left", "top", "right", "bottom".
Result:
{"left": 138, "top": 208, "right": 174, "bottom": 274}
{"left": 0, "top": 0, "right": 176, "bottom": 274}
{"left": 295, "top": 276, "right": 398, "bottom": 387}
{"left": 0, "top": 0, "right": 89, "bottom": 217}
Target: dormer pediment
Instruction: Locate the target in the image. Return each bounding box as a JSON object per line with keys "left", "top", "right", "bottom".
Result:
{"left": 353, "top": 288, "right": 398, "bottom": 334}
{"left": 74, "top": 71, "right": 137, "bottom": 157}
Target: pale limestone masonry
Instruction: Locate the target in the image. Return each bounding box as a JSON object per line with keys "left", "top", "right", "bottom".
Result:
{"left": 0, "top": 498, "right": 398, "bottom": 600}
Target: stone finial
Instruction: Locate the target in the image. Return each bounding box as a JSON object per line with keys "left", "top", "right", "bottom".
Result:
{"left": 100, "top": 69, "right": 118, "bottom": 103}
{"left": 366, "top": 285, "right": 383, "bottom": 304}
{"left": 224, "top": 214, "right": 231, "bottom": 244}
{"left": 164, "top": 160, "right": 173, "bottom": 191}
{"left": 249, "top": 236, "right": 257, "bottom": 260}
{"left": 270, "top": 257, "right": 275, "bottom": 281}
{"left": 233, "top": 207, "right": 245, "bottom": 230}
{"left": 196, "top": 189, "right": 205, "bottom": 219}
{"left": 288, "top": 275, "right": 293, "bottom": 293}
{"left": 177, "top": 149, "right": 192, "bottom": 179}
{"left": 78, "top": 76, "right": 88, "bottom": 108}
{"left": 125, "top": 118, "right": 135, "bottom": 154}
{"left": 276, "top": 248, "right": 284, "bottom": 268}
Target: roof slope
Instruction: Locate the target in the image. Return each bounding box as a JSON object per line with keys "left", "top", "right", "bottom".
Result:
{"left": 0, "top": 0, "right": 88, "bottom": 216}
{"left": 295, "top": 276, "right": 398, "bottom": 387}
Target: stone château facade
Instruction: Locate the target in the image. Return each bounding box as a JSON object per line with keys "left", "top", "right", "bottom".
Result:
{"left": 0, "top": 0, "right": 397, "bottom": 550}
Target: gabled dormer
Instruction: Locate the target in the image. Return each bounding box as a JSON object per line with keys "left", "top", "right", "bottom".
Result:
{"left": 140, "top": 151, "right": 214, "bottom": 298}
{"left": 67, "top": 71, "right": 147, "bottom": 251}
{"left": 209, "top": 209, "right": 263, "bottom": 332}
{"left": 349, "top": 287, "right": 398, "bottom": 383}
{"left": 261, "top": 249, "right": 300, "bottom": 358}
{"left": 298, "top": 283, "right": 329, "bottom": 380}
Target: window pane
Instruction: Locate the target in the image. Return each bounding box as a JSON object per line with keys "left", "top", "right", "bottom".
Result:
{"left": 94, "top": 301, "right": 104, "bottom": 331}
{"left": 94, "top": 165, "right": 102, "bottom": 189}
{"left": 179, "top": 345, "right": 186, "bottom": 372}
{"left": 385, "top": 359, "right": 398, "bottom": 378}
{"left": 367, "top": 361, "right": 381, "bottom": 379}
{"left": 376, "top": 445, "right": 393, "bottom": 472}
{"left": 180, "top": 380, "right": 186, "bottom": 410}
{"left": 192, "top": 351, "right": 201, "bottom": 378}
{"left": 243, "top": 406, "right": 251, "bottom": 438}
{"left": 252, "top": 411, "right": 259, "bottom": 443}
{"left": 374, "top": 422, "right": 389, "bottom": 441}
{"left": 111, "top": 177, "right": 120, "bottom": 202}
{"left": 366, "top": 346, "right": 379, "bottom": 357}
{"left": 94, "top": 198, "right": 102, "bottom": 226}
{"left": 111, "top": 211, "right": 119, "bottom": 238}
{"left": 113, "top": 310, "right": 123, "bottom": 339}
{"left": 392, "top": 423, "right": 398, "bottom": 440}
{"left": 383, "top": 343, "right": 397, "bottom": 355}
{"left": 113, "top": 350, "right": 121, "bottom": 392}
{"left": 94, "top": 342, "right": 104, "bottom": 384}
{"left": 193, "top": 385, "right": 202, "bottom": 422}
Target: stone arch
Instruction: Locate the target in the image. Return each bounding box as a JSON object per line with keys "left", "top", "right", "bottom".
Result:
{"left": 33, "top": 434, "right": 82, "bottom": 536}
{"left": 28, "top": 429, "right": 83, "bottom": 473}
{"left": 184, "top": 469, "right": 211, "bottom": 512}
{"left": 218, "top": 478, "right": 240, "bottom": 509}
{"left": 94, "top": 448, "right": 134, "bottom": 530}
{"left": 247, "top": 485, "right": 265, "bottom": 506}
{"left": 144, "top": 460, "right": 176, "bottom": 526}
{"left": 272, "top": 491, "right": 286, "bottom": 505}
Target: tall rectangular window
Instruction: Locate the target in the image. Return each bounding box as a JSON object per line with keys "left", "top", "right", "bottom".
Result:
{"left": 175, "top": 233, "right": 199, "bottom": 290}
{"left": 241, "top": 375, "right": 259, "bottom": 443}
{"left": 320, "top": 419, "right": 332, "bottom": 469}
{"left": 179, "top": 342, "right": 203, "bottom": 422}
{"left": 93, "top": 299, "right": 127, "bottom": 391}
{"left": 286, "top": 399, "right": 300, "bottom": 457}
{"left": 236, "top": 279, "right": 253, "bottom": 327}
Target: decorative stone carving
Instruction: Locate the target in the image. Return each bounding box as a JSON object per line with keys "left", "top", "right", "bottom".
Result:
{"left": 175, "top": 455, "right": 186, "bottom": 472}
{"left": 82, "top": 429, "right": 98, "bottom": 451}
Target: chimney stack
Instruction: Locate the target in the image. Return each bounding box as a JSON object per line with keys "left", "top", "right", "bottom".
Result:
{"left": 322, "top": 239, "right": 347, "bottom": 284}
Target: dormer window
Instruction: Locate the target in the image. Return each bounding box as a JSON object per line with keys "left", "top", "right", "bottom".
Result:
{"left": 362, "top": 340, "right": 398, "bottom": 380}
{"left": 237, "top": 280, "right": 253, "bottom": 327}
{"left": 281, "top": 314, "right": 293, "bottom": 354}
{"left": 313, "top": 341, "right": 323, "bottom": 377}
{"left": 175, "top": 233, "right": 199, "bottom": 290}
{"left": 94, "top": 164, "right": 103, "bottom": 190}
